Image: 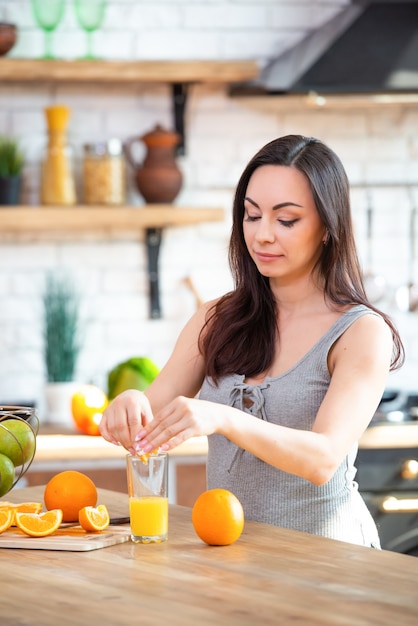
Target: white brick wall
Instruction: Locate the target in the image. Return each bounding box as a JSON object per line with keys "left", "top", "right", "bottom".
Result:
{"left": 0, "top": 0, "right": 417, "bottom": 417}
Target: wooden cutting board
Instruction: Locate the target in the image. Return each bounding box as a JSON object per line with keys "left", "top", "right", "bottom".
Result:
{"left": 0, "top": 525, "right": 131, "bottom": 551}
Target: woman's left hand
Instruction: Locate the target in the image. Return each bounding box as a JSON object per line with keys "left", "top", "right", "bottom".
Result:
{"left": 133, "top": 396, "right": 219, "bottom": 453}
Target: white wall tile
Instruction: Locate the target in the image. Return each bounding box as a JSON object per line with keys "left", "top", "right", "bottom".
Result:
{"left": 0, "top": 0, "right": 417, "bottom": 404}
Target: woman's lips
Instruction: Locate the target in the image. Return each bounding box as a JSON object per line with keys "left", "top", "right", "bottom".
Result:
{"left": 254, "top": 251, "right": 282, "bottom": 262}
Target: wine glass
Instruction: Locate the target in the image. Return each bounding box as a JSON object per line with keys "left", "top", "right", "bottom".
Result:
{"left": 73, "top": 0, "right": 107, "bottom": 60}
{"left": 31, "top": 0, "right": 65, "bottom": 60}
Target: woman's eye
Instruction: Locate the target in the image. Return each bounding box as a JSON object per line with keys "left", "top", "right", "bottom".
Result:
{"left": 244, "top": 214, "right": 299, "bottom": 226}
{"left": 245, "top": 214, "right": 260, "bottom": 222}
{"left": 279, "top": 219, "right": 298, "bottom": 228}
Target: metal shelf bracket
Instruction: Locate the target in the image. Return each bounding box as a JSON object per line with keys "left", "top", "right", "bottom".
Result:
{"left": 146, "top": 227, "right": 163, "bottom": 319}
{"left": 172, "top": 82, "right": 189, "bottom": 156}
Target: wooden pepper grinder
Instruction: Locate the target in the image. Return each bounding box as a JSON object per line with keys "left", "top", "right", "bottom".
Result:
{"left": 41, "top": 104, "right": 77, "bottom": 206}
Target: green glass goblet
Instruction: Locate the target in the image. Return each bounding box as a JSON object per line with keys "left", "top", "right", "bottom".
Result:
{"left": 73, "top": 0, "right": 107, "bottom": 60}
{"left": 31, "top": 0, "right": 66, "bottom": 60}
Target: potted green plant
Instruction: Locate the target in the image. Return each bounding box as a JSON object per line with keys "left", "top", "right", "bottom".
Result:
{"left": 0, "top": 135, "right": 24, "bottom": 205}
{"left": 42, "top": 273, "right": 82, "bottom": 427}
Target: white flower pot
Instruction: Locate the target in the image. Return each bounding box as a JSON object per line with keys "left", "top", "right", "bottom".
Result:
{"left": 44, "top": 382, "right": 81, "bottom": 429}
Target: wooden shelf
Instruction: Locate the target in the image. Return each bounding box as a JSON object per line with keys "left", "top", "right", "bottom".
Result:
{"left": 232, "top": 92, "right": 418, "bottom": 111}
{"left": 0, "top": 58, "right": 258, "bottom": 153}
{"left": 0, "top": 205, "right": 225, "bottom": 318}
{"left": 0, "top": 59, "right": 259, "bottom": 84}
{"left": 0, "top": 58, "right": 235, "bottom": 316}
{"left": 0, "top": 205, "right": 224, "bottom": 234}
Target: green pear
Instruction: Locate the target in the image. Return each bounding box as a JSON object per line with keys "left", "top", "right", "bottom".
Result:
{"left": 0, "top": 419, "right": 36, "bottom": 467}
{"left": 0, "top": 452, "right": 15, "bottom": 497}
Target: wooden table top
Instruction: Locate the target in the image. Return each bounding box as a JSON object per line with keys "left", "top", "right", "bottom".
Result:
{"left": 2, "top": 486, "right": 418, "bottom": 625}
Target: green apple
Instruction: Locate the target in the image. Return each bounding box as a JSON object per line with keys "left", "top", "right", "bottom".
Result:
{"left": 0, "top": 419, "right": 36, "bottom": 467}
{"left": 0, "top": 452, "right": 15, "bottom": 497}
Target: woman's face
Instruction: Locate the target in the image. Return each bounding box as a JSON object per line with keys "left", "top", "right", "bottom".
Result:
{"left": 243, "top": 165, "right": 327, "bottom": 284}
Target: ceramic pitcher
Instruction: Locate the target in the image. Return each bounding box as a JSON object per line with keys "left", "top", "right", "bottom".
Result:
{"left": 124, "top": 124, "right": 182, "bottom": 203}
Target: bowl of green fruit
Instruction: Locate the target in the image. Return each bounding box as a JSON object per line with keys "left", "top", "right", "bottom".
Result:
{"left": 0, "top": 407, "right": 39, "bottom": 497}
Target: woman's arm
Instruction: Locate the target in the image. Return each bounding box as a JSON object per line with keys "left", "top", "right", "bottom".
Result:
{"left": 135, "top": 313, "right": 393, "bottom": 485}
{"left": 99, "top": 300, "right": 214, "bottom": 452}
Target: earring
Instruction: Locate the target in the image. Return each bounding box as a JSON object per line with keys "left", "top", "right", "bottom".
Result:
{"left": 323, "top": 232, "right": 329, "bottom": 245}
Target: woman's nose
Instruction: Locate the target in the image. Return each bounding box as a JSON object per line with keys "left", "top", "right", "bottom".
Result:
{"left": 255, "top": 218, "right": 275, "bottom": 242}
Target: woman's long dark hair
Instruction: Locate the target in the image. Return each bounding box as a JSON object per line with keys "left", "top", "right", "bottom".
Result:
{"left": 199, "top": 135, "right": 404, "bottom": 381}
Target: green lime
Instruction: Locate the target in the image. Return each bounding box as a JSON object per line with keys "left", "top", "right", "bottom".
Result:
{"left": 0, "top": 419, "right": 36, "bottom": 467}
{"left": 0, "top": 452, "right": 15, "bottom": 497}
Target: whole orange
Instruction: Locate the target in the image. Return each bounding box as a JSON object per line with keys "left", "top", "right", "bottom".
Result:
{"left": 71, "top": 385, "right": 108, "bottom": 436}
{"left": 192, "top": 488, "right": 244, "bottom": 546}
{"left": 44, "top": 470, "right": 98, "bottom": 522}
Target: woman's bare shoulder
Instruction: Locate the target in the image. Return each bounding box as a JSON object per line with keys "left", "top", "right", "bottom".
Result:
{"left": 180, "top": 296, "right": 222, "bottom": 337}
{"left": 349, "top": 309, "right": 390, "bottom": 334}
{"left": 195, "top": 296, "right": 224, "bottom": 321}
{"left": 336, "top": 310, "right": 393, "bottom": 360}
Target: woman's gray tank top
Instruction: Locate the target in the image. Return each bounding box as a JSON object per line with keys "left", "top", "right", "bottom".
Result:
{"left": 199, "top": 304, "right": 381, "bottom": 547}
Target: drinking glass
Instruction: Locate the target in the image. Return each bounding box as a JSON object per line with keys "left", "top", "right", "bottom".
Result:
{"left": 126, "top": 453, "right": 169, "bottom": 544}
{"left": 31, "top": 0, "right": 65, "bottom": 60}
{"left": 73, "top": 0, "right": 107, "bottom": 60}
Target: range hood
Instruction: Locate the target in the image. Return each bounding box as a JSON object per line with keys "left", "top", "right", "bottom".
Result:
{"left": 232, "top": 1, "right": 418, "bottom": 98}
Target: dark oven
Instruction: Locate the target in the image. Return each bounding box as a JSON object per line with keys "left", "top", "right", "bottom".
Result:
{"left": 356, "top": 390, "right": 418, "bottom": 556}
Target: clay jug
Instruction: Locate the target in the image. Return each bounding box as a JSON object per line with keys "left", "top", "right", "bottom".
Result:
{"left": 124, "top": 125, "right": 183, "bottom": 204}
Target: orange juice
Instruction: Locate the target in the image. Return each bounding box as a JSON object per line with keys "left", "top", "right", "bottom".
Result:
{"left": 129, "top": 496, "right": 168, "bottom": 541}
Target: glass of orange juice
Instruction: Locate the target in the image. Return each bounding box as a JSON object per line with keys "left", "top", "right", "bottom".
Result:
{"left": 126, "top": 453, "right": 168, "bottom": 543}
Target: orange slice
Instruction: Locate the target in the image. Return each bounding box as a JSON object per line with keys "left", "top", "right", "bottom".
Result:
{"left": 15, "top": 509, "right": 63, "bottom": 537}
{"left": 137, "top": 449, "right": 160, "bottom": 464}
{"left": 78, "top": 504, "right": 110, "bottom": 532}
{"left": 0, "top": 501, "right": 43, "bottom": 522}
{"left": 0, "top": 501, "right": 43, "bottom": 512}
{"left": 0, "top": 501, "right": 43, "bottom": 525}
{"left": 0, "top": 508, "right": 14, "bottom": 533}
{"left": 12, "top": 502, "right": 43, "bottom": 514}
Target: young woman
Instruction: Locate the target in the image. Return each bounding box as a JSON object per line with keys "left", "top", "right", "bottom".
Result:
{"left": 100, "top": 135, "right": 404, "bottom": 547}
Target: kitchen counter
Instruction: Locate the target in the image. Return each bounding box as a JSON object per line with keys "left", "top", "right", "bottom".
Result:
{"left": 3, "top": 485, "right": 418, "bottom": 626}
{"left": 25, "top": 423, "right": 417, "bottom": 506}
{"left": 33, "top": 421, "right": 418, "bottom": 463}
{"left": 34, "top": 428, "right": 208, "bottom": 461}
{"left": 359, "top": 423, "right": 418, "bottom": 449}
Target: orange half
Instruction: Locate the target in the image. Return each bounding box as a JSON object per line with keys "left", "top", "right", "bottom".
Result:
{"left": 0, "top": 508, "right": 14, "bottom": 533}
{"left": 78, "top": 504, "right": 110, "bottom": 532}
{"left": 15, "top": 509, "right": 63, "bottom": 537}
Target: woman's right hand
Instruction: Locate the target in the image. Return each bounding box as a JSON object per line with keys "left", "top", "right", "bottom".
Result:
{"left": 99, "top": 389, "right": 154, "bottom": 454}
{"left": 99, "top": 300, "right": 211, "bottom": 453}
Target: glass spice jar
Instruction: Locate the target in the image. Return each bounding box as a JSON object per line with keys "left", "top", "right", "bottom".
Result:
{"left": 82, "top": 139, "right": 126, "bottom": 205}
